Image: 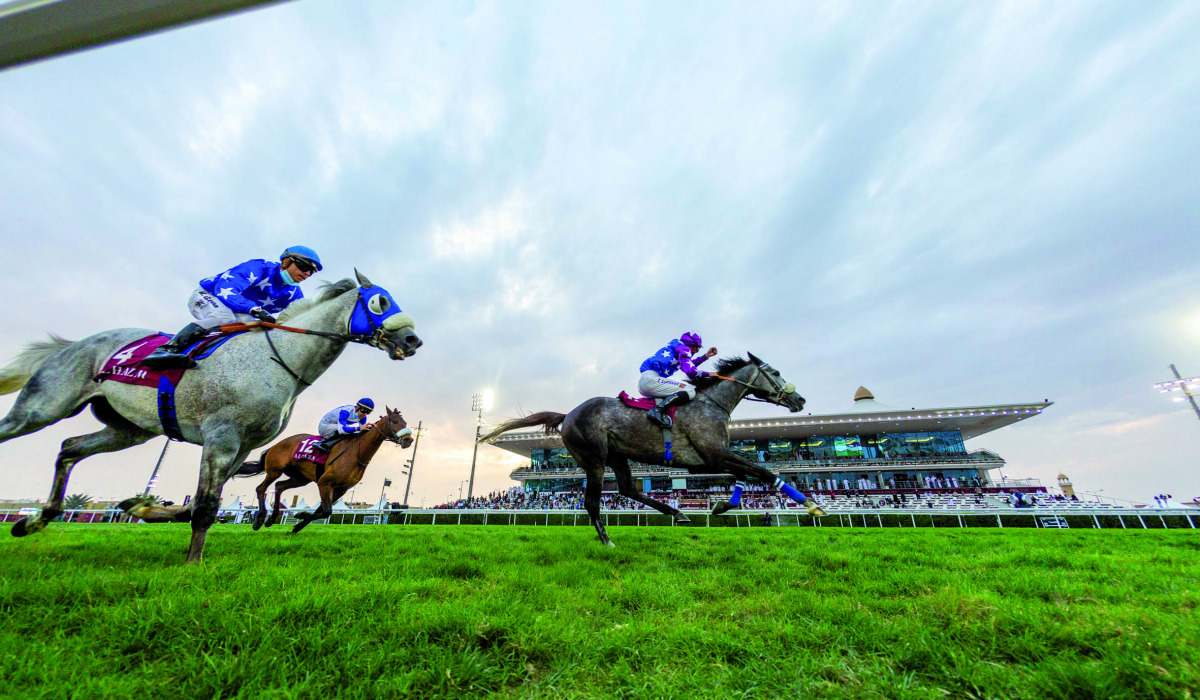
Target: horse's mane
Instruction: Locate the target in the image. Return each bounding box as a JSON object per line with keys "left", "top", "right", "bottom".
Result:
{"left": 276, "top": 279, "right": 358, "bottom": 323}
{"left": 691, "top": 356, "right": 752, "bottom": 390}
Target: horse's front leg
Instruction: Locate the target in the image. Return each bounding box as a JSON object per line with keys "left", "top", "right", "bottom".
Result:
{"left": 187, "top": 425, "right": 249, "bottom": 563}
{"left": 718, "top": 451, "right": 825, "bottom": 516}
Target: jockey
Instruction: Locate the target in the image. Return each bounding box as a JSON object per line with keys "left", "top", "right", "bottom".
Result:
{"left": 639, "top": 332, "right": 718, "bottom": 427}
{"left": 143, "top": 246, "right": 323, "bottom": 370}
{"left": 314, "top": 398, "right": 374, "bottom": 453}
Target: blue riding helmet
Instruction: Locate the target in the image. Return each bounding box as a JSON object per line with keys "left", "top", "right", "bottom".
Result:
{"left": 356, "top": 398, "right": 374, "bottom": 411}
{"left": 280, "top": 245, "right": 323, "bottom": 272}
{"left": 349, "top": 284, "right": 412, "bottom": 337}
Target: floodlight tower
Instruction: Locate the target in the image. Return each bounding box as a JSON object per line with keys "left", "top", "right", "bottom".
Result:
{"left": 1154, "top": 364, "right": 1200, "bottom": 422}
{"left": 467, "top": 390, "right": 493, "bottom": 501}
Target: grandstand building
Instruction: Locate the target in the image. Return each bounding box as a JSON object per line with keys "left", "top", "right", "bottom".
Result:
{"left": 488, "top": 387, "right": 1052, "bottom": 497}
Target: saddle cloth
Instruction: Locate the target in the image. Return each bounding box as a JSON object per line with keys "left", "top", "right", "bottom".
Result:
{"left": 617, "top": 391, "right": 677, "bottom": 421}
{"left": 292, "top": 436, "right": 329, "bottom": 466}
{"left": 94, "top": 331, "right": 244, "bottom": 388}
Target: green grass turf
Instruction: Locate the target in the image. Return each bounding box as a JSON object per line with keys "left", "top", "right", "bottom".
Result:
{"left": 1, "top": 525, "right": 1197, "bottom": 699}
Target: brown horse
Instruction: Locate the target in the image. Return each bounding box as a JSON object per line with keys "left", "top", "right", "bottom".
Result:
{"left": 236, "top": 406, "right": 413, "bottom": 533}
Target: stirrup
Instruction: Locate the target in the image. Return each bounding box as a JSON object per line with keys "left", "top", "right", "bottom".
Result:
{"left": 647, "top": 408, "right": 672, "bottom": 428}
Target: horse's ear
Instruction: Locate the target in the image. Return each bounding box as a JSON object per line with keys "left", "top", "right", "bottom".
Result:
{"left": 354, "top": 268, "right": 375, "bottom": 288}
{"left": 748, "top": 352, "right": 763, "bottom": 365}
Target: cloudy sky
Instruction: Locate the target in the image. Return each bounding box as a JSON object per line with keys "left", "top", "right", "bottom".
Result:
{"left": 1, "top": 0, "right": 1198, "bottom": 508}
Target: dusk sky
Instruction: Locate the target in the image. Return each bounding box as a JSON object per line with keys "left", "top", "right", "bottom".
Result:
{"left": 1, "top": 0, "right": 1198, "bottom": 508}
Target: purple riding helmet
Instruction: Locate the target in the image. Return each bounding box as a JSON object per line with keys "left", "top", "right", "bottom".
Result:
{"left": 680, "top": 332, "right": 703, "bottom": 351}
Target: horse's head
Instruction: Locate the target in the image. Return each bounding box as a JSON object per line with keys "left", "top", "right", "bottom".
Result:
{"left": 350, "top": 270, "right": 423, "bottom": 360}
{"left": 376, "top": 406, "right": 414, "bottom": 448}
{"left": 744, "top": 352, "right": 806, "bottom": 412}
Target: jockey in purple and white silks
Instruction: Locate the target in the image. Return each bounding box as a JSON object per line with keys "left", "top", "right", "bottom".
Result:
{"left": 143, "top": 246, "right": 323, "bottom": 370}
{"left": 638, "top": 332, "right": 718, "bottom": 427}
{"left": 313, "top": 398, "right": 374, "bottom": 453}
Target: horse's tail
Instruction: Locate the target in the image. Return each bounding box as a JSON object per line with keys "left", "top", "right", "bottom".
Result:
{"left": 235, "top": 460, "right": 265, "bottom": 478}
{"left": 0, "top": 335, "right": 76, "bottom": 396}
{"left": 478, "top": 412, "right": 566, "bottom": 443}
{"left": 234, "top": 449, "right": 271, "bottom": 478}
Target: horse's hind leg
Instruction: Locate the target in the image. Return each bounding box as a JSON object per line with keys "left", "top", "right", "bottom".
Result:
{"left": 609, "top": 455, "right": 689, "bottom": 523}
{"left": 12, "top": 425, "right": 154, "bottom": 537}
{"left": 579, "top": 463, "right": 612, "bottom": 547}
{"left": 253, "top": 469, "right": 284, "bottom": 531}
{"left": 0, "top": 340, "right": 104, "bottom": 448}
{"left": 267, "top": 476, "right": 308, "bottom": 527}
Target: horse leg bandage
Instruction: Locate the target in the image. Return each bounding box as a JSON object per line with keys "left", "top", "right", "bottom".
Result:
{"left": 774, "top": 477, "right": 807, "bottom": 504}
{"left": 730, "top": 481, "right": 747, "bottom": 506}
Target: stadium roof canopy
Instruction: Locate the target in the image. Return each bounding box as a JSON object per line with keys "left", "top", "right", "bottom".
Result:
{"left": 0, "top": 0, "right": 294, "bottom": 70}
{"left": 487, "top": 386, "right": 1052, "bottom": 458}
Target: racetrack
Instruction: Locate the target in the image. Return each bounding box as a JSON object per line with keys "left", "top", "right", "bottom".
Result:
{"left": 2, "top": 525, "right": 1197, "bottom": 699}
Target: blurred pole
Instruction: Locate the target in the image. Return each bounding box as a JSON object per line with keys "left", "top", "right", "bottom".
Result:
{"left": 401, "top": 421, "right": 423, "bottom": 507}
{"left": 142, "top": 439, "right": 170, "bottom": 497}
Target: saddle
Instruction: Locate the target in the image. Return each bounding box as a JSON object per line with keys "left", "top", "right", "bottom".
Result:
{"left": 617, "top": 391, "right": 678, "bottom": 421}
{"left": 94, "top": 330, "right": 245, "bottom": 440}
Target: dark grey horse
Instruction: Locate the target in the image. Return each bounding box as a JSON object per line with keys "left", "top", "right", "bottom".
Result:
{"left": 479, "top": 353, "right": 826, "bottom": 546}
{"left": 0, "top": 272, "right": 421, "bottom": 562}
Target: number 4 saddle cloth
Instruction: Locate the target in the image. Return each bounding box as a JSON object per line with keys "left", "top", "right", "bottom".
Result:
{"left": 94, "top": 331, "right": 243, "bottom": 388}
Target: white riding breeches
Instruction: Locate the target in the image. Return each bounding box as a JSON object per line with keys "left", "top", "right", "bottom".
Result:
{"left": 189, "top": 288, "right": 256, "bottom": 329}
{"left": 638, "top": 371, "right": 696, "bottom": 400}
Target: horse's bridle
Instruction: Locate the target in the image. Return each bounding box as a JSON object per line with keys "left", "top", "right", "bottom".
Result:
{"left": 220, "top": 292, "right": 414, "bottom": 386}
{"left": 712, "top": 364, "right": 797, "bottom": 407}
{"left": 371, "top": 415, "right": 413, "bottom": 446}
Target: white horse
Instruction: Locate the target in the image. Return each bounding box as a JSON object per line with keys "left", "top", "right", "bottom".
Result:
{"left": 0, "top": 271, "right": 421, "bottom": 562}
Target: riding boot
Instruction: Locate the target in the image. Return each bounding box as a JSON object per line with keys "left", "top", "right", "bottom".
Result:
{"left": 647, "top": 391, "right": 691, "bottom": 428}
{"left": 142, "top": 323, "right": 208, "bottom": 370}
{"left": 313, "top": 433, "right": 343, "bottom": 454}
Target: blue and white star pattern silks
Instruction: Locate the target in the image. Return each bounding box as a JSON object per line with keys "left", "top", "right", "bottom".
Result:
{"left": 640, "top": 339, "right": 690, "bottom": 378}
{"left": 348, "top": 286, "right": 405, "bottom": 336}
{"left": 318, "top": 405, "right": 368, "bottom": 436}
{"left": 198, "top": 259, "right": 303, "bottom": 315}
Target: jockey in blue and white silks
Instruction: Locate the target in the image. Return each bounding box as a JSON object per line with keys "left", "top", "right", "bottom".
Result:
{"left": 314, "top": 398, "right": 374, "bottom": 453}
{"left": 638, "top": 332, "right": 717, "bottom": 427}
{"left": 143, "top": 246, "right": 323, "bottom": 370}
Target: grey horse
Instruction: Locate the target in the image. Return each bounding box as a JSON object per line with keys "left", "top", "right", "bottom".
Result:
{"left": 479, "top": 353, "right": 826, "bottom": 546}
{"left": 0, "top": 271, "right": 421, "bottom": 562}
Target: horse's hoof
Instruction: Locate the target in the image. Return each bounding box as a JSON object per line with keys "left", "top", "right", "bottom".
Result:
{"left": 604, "top": 540, "right": 616, "bottom": 548}
{"left": 11, "top": 517, "right": 30, "bottom": 537}
{"left": 807, "top": 505, "right": 827, "bottom": 517}
{"left": 711, "top": 501, "right": 734, "bottom": 517}
{"left": 673, "top": 513, "right": 691, "bottom": 524}
{"left": 252, "top": 521, "right": 262, "bottom": 531}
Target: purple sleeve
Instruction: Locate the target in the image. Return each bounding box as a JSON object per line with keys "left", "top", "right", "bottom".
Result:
{"left": 675, "top": 345, "right": 704, "bottom": 379}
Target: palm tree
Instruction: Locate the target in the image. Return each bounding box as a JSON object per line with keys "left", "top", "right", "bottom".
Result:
{"left": 63, "top": 493, "right": 92, "bottom": 510}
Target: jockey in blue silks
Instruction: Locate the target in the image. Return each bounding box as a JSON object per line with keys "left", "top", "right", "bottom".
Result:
{"left": 638, "top": 332, "right": 718, "bottom": 427}
{"left": 314, "top": 398, "right": 374, "bottom": 453}
{"left": 143, "top": 246, "right": 323, "bottom": 370}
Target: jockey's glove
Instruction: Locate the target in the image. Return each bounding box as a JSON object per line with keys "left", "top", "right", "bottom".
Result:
{"left": 250, "top": 307, "right": 277, "bottom": 324}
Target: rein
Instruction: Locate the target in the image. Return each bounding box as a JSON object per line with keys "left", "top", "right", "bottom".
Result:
{"left": 215, "top": 301, "right": 409, "bottom": 386}
{"left": 709, "top": 367, "right": 796, "bottom": 406}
